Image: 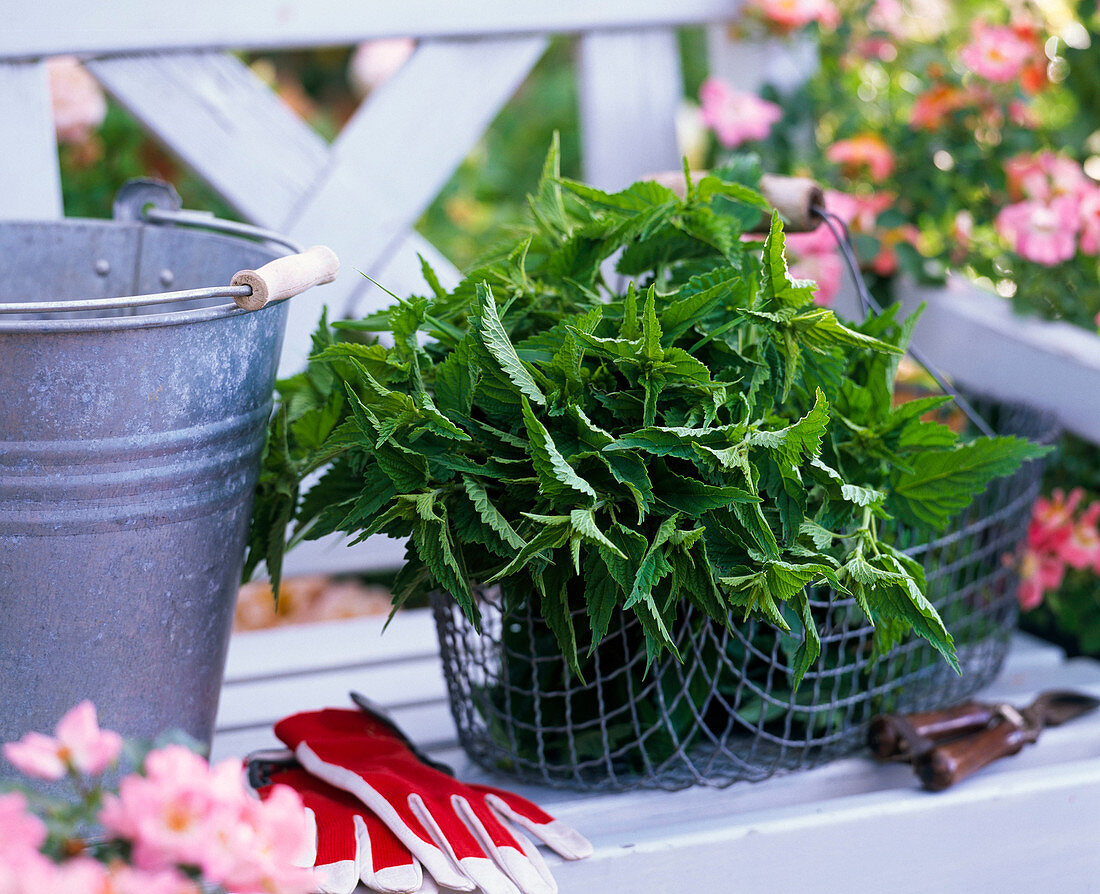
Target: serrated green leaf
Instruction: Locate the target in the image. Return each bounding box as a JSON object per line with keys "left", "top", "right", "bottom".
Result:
{"left": 652, "top": 467, "right": 758, "bottom": 516}
{"left": 463, "top": 476, "right": 526, "bottom": 550}
{"left": 521, "top": 398, "right": 598, "bottom": 502}
{"left": 890, "top": 436, "right": 1051, "bottom": 529}
{"left": 761, "top": 213, "right": 818, "bottom": 309}
{"left": 840, "top": 483, "right": 885, "bottom": 507}
{"left": 476, "top": 283, "right": 546, "bottom": 405}
{"left": 641, "top": 286, "right": 663, "bottom": 362}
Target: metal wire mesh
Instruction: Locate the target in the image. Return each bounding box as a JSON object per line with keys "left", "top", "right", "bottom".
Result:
{"left": 431, "top": 400, "right": 1059, "bottom": 791}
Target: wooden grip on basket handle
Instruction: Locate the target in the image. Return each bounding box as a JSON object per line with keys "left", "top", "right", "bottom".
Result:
{"left": 231, "top": 245, "right": 340, "bottom": 311}
{"left": 645, "top": 171, "right": 824, "bottom": 232}
{"left": 758, "top": 174, "right": 824, "bottom": 233}
{"left": 914, "top": 722, "right": 1033, "bottom": 791}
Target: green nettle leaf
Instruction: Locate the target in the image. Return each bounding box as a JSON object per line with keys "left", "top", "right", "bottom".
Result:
{"left": 569, "top": 508, "right": 626, "bottom": 557}
{"left": 246, "top": 149, "right": 1048, "bottom": 691}
{"left": 463, "top": 476, "right": 525, "bottom": 550}
{"left": 641, "top": 287, "right": 664, "bottom": 362}
{"left": 652, "top": 467, "right": 759, "bottom": 516}
{"left": 889, "top": 437, "right": 1050, "bottom": 529}
{"left": 840, "top": 483, "right": 886, "bottom": 508}
{"left": 747, "top": 387, "right": 830, "bottom": 470}
{"left": 761, "top": 213, "right": 818, "bottom": 309}
{"left": 521, "top": 397, "right": 598, "bottom": 503}
{"left": 475, "top": 283, "right": 546, "bottom": 405}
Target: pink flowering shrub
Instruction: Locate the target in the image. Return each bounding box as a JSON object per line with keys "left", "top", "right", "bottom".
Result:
{"left": 1017, "top": 489, "right": 1100, "bottom": 611}
{"left": 747, "top": 0, "right": 840, "bottom": 33}
{"left": 699, "top": 78, "right": 783, "bottom": 149}
{"left": 1, "top": 702, "right": 316, "bottom": 894}
{"left": 46, "top": 57, "right": 107, "bottom": 144}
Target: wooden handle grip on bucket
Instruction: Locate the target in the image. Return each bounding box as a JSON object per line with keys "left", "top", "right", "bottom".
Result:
{"left": 231, "top": 245, "right": 340, "bottom": 311}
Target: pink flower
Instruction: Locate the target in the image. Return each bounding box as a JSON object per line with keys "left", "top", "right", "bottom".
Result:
{"left": 101, "top": 745, "right": 314, "bottom": 894}
{"left": 1061, "top": 503, "right": 1100, "bottom": 570}
{"left": 748, "top": 0, "right": 840, "bottom": 31}
{"left": 826, "top": 134, "right": 896, "bottom": 182}
{"left": 1005, "top": 151, "right": 1089, "bottom": 202}
{"left": 0, "top": 793, "right": 47, "bottom": 867}
{"left": 995, "top": 196, "right": 1079, "bottom": 266}
{"left": 1078, "top": 186, "right": 1100, "bottom": 256}
{"left": 101, "top": 746, "right": 235, "bottom": 872}
{"left": 46, "top": 57, "right": 107, "bottom": 144}
{"left": 1017, "top": 549, "right": 1065, "bottom": 610}
{"left": 4, "top": 701, "right": 122, "bottom": 780}
{"left": 1030, "top": 488, "right": 1081, "bottom": 547}
{"left": 787, "top": 250, "right": 844, "bottom": 305}
{"left": 347, "top": 38, "right": 416, "bottom": 97}
{"left": 105, "top": 865, "right": 202, "bottom": 894}
{"left": 960, "top": 21, "right": 1037, "bottom": 83}
{"left": 867, "top": 0, "right": 905, "bottom": 36}
{"left": 699, "top": 78, "right": 782, "bottom": 149}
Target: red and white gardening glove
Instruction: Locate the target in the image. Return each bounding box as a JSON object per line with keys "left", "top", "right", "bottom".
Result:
{"left": 255, "top": 763, "right": 432, "bottom": 894}
{"left": 274, "top": 706, "right": 592, "bottom": 894}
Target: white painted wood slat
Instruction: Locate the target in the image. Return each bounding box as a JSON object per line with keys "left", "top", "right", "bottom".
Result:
{"left": 277, "top": 36, "right": 548, "bottom": 372}
{"left": 577, "top": 29, "right": 684, "bottom": 192}
{"left": 87, "top": 51, "right": 329, "bottom": 226}
{"left": 224, "top": 609, "right": 439, "bottom": 682}
{"left": 2, "top": 1, "right": 746, "bottom": 59}
{"left": 0, "top": 61, "right": 63, "bottom": 220}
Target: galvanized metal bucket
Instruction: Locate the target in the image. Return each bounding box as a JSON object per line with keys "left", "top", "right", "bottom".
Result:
{"left": 0, "top": 182, "right": 335, "bottom": 765}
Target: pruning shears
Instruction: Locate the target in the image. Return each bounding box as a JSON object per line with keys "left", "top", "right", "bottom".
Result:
{"left": 868, "top": 690, "right": 1100, "bottom": 790}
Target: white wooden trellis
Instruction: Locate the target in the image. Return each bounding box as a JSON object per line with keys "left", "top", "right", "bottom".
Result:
{"left": 1, "top": 2, "right": 747, "bottom": 574}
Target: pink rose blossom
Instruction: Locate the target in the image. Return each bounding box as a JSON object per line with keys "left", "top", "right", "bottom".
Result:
{"left": 101, "top": 745, "right": 314, "bottom": 894}
{"left": 959, "top": 21, "right": 1037, "bottom": 83}
{"left": 0, "top": 793, "right": 47, "bottom": 866}
{"left": 105, "top": 865, "right": 202, "bottom": 894}
{"left": 748, "top": 0, "right": 840, "bottom": 31}
{"left": 1077, "top": 186, "right": 1100, "bottom": 256}
{"left": 995, "top": 196, "right": 1079, "bottom": 266}
{"left": 1005, "top": 151, "right": 1089, "bottom": 202}
{"left": 787, "top": 250, "right": 844, "bottom": 305}
{"left": 46, "top": 57, "right": 107, "bottom": 144}
{"left": 347, "top": 38, "right": 416, "bottom": 97}
{"left": 826, "top": 134, "right": 896, "bottom": 182}
{"left": 4, "top": 701, "right": 122, "bottom": 780}
{"left": 699, "top": 78, "right": 783, "bottom": 149}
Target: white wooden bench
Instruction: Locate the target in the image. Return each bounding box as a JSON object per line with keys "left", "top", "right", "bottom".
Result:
{"left": 219, "top": 614, "right": 1100, "bottom": 892}
{"left": 7, "top": 10, "right": 1100, "bottom": 889}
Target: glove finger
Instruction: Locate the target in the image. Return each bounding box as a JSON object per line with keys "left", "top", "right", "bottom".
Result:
{"left": 499, "top": 817, "right": 558, "bottom": 894}
{"left": 451, "top": 795, "right": 556, "bottom": 894}
{"left": 258, "top": 772, "right": 360, "bottom": 894}
{"left": 409, "top": 793, "right": 521, "bottom": 894}
{"left": 355, "top": 812, "right": 422, "bottom": 894}
{"left": 477, "top": 789, "right": 593, "bottom": 860}
{"left": 296, "top": 743, "right": 475, "bottom": 892}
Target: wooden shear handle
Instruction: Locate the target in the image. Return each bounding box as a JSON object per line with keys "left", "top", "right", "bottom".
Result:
{"left": 915, "top": 721, "right": 1033, "bottom": 791}
{"left": 869, "top": 702, "right": 996, "bottom": 760}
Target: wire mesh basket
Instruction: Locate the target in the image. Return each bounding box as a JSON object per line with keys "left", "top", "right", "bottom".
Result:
{"left": 431, "top": 399, "right": 1060, "bottom": 792}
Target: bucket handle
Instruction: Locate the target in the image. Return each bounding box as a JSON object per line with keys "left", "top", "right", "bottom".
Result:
{"left": 230, "top": 245, "right": 340, "bottom": 311}
{"left": 0, "top": 245, "right": 340, "bottom": 316}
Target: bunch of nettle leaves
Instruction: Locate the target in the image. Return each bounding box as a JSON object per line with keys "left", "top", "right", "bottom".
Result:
{"left": 245, "top": 146, "right": 1042, "bottom": 684}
